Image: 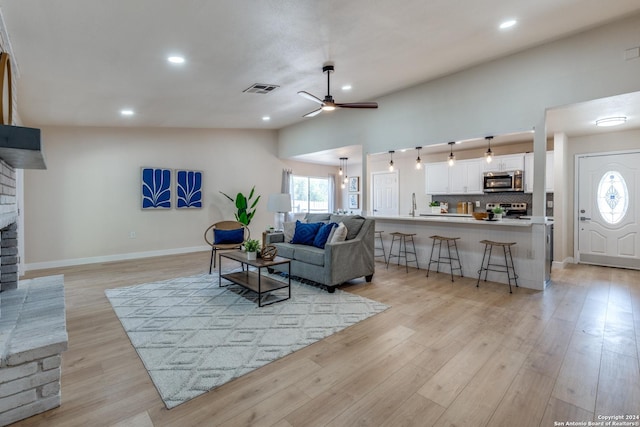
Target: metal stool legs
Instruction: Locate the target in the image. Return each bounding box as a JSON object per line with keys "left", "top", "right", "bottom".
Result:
{"left": 386, "top": 232, "right": 419, "bottom": 272}
{"left": 374, "top": 231, "right": 387, "bottom": 263}
{"left": 476, "top": 240, "right": 519, "bottom": 293}
{"left": 426, "top": 236, "right": 463, "bottom": 282}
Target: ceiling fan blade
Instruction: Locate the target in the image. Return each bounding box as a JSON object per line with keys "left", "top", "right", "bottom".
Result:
{"left": 298, "top": 91, "right": 324, "bottom": 105}
{"left": 335, "top": 102, "right": 379, "bottom": 109}
{"left": 303, "top": 108, "right": 323, "bottom": 118}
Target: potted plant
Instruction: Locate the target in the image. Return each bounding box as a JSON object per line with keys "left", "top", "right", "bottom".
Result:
{"left": 492, "top": 206, "right": 505, "bottom": 220}
{"left": 429, "top": 201, "right": 441, "bottom": 214}
{"left": 220, "top": 186, "right": 261, "bottom": 226}
{"left": 243, "top": 239, "right": 260, "bottom": 260}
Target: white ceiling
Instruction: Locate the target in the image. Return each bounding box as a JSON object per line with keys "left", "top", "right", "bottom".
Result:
{"left": 1, "top": 1, "right": 639, "bottom": 165}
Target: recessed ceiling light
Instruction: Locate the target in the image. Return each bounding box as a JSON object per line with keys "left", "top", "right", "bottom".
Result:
{"left": 262, "top": 116, "right": 270, "bottom": 121}
{"left": 499, "top": 19, "right": 517, "bottom": 30}
{"left": 595, "top": 116, "right": 627, "bottom": 127}
{"left": 120, "top": 109, "right": 134, "bottom": 116}
{"left": 341, "top": 84, "right": 352, "bottom": 91}
{"left": 167, "top": 56, "right": 185, "bottom": 64}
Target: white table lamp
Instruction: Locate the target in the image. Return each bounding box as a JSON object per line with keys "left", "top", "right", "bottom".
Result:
{"left": 267, "top": 193, "right": 292, "bottom": 231}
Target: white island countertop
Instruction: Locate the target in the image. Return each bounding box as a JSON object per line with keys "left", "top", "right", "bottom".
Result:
{"left": 370, "top": 214, "right": 542, "bottom": 226}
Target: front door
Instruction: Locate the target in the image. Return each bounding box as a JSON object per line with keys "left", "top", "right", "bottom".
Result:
{"left": 577, "top": 151, "right": 640, "bottom": 269}
{"left": 372, "top": 171, "right": 398, "bottom": 216}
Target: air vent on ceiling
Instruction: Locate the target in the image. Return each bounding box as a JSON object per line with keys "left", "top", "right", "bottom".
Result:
{"left": 243, "top": 83, "right": 280, "bottom": 94}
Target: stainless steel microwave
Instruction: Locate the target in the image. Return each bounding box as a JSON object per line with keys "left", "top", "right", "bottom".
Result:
{"left": 483, "top": 170, "right": 523, "bottom": 192}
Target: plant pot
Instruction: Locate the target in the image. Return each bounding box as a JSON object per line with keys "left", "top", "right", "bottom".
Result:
{"left": 494, "top": 213, "right": 503, "bottom": 220}
{"left": 431, "top": 206, "right": 441, "bottom": 214}
{"left": 247, "top": 251, "right": 257, "bottom": 261}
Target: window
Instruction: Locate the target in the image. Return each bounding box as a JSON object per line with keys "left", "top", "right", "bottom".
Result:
{"left": 597, "top": 170, "right": 628, "bottom": 225}
{"left": 291, "top": 175, "right": 329, "bottom": 213}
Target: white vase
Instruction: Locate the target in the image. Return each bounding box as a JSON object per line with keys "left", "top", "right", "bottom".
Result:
{"left": 247, "top": 251, "right": 257, "bottom": 261}
{"left": 494, "top": 213, "right": 503, "bottom": 220}
{"left": 431, "top": 206, "right": 441, "bottom": 214}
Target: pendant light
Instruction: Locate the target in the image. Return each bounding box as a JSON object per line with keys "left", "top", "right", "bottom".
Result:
{"left": 447, "top": 142, "right": 455, "bottom": 167}
{"left": 339, "top": 157, "right": 348, "bottom": 189}
{"left": 388, "top": 151, "right": 395, "bottom": 171}
{"left": 343, "top": 157, "right": 349, "bottom": 185}
{"left": 415, "top": 146, "right": 422, "bottom": 170}
{"left": 484, "top": 136, "right": 494, "bottom": 163}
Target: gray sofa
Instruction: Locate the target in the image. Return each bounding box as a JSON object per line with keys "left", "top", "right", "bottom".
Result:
{"left": 264, "top": 214, "right": 375, "bottom": 293}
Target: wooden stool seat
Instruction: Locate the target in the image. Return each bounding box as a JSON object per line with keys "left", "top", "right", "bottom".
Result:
{"left": 479, "top": 240, "right": 516, "bottom": 247}
{"left": 431, "top": 235, "right": 461, "bottom": 242}
{"left": 426, "top": 235, "right": 463, "bottom": 282}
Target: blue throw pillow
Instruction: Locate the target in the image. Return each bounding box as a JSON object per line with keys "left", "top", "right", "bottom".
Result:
{"left": 213, "top": 228, "right": 244, "bottom": 244}
{"left": 290, "top": 221, "right": 323, "bottom": 246}
{"left": 313, "top": 222, "right": 338, "bottom": 249}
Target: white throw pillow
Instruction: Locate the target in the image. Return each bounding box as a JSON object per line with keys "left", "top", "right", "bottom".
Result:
{"left": 283, "top": 221, "right": 297, "bottom": 242}
{"left": 330, "top": 222, "right": 348, "bottom": 243}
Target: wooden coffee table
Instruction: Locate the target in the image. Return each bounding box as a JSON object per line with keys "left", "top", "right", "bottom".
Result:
{"left": 218, "top": 250, "right": 291, "bottom": 307}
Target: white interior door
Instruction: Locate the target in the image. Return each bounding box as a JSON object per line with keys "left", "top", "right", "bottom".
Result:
{"left": 577, "top": 151, "right": 640, "bottom": 269}
{"left": 372, "top": 171, "right": 398, "bottom": 216}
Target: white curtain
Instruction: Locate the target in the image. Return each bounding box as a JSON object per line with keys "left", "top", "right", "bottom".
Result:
{"left": 281, "top": 169, "right": 292, "bottom": 221}
{"left": 281, "top": 169, "right": 292, "bottom": 193}
{"left": 328, "top": 173, "right": 336, "bottom": 214}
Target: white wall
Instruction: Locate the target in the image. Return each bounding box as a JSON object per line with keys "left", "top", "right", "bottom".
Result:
{"left": 23, "top": 126, "right": 334, "bottom": 270}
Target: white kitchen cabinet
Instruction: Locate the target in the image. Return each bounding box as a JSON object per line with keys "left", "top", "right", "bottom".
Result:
{"left": 465, "top": 159, "right": 484, "bottom": 193}
{"left": 449, "top": 159, "right": 483, "bottom": 194}
{"left": 524, "top": 151, "right": 554, "bottom": 193}
{"left": 425, "top": 161, "right": 449, "bottom": 194}
{"left": 483, "top": 154, "right": 524, "bottom": 172}
{"left": 426, "top": 159, "right": 483, "bottom": 195}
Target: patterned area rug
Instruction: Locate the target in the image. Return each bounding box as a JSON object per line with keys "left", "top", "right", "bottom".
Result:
{"left": 105, "top": 272, "right": 388, "bottom": 409}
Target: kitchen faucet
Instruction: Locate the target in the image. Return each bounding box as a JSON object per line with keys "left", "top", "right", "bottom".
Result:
{"left": 410, "top": 192, "right": 417, "bottom": 216}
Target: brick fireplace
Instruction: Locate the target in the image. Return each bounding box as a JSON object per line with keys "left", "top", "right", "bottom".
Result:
{"left": 0, "top": 157, "right": 67, "bottom": 426}
{"left": 0, "top": 159, "right": 19, "bottom": 295}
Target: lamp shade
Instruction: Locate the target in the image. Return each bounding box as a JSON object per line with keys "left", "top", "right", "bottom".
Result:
{"left": 267, "top": 193, "right": 292, "bottom": 213}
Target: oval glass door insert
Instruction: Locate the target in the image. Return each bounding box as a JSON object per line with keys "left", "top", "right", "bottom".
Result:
{"left": 597, "top": 170, "right": 628, "bottom": 225}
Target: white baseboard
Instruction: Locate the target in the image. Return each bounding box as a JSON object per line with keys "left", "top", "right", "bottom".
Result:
{"left": 552, "top": 257, "right": 574, "bottom": 270}
{"left": 24, "top": 245, "right": 210, "bottom": 272}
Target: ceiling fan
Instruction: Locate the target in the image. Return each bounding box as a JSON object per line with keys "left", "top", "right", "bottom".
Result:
{"left": 298, "top": 64, "right": 378, "bottom": 118}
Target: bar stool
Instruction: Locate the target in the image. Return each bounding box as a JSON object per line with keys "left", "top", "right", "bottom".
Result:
{"left": 426, "top": 235, "right": 463, "bottom": 282}
{"left": 386, "top": 232, "right": 419, "bottom": 272}
{"left": 476, "top": 240, "right": 519, "bottom": 293}
{"left": 374, "top": 230, "right": 387, "bottom": 263}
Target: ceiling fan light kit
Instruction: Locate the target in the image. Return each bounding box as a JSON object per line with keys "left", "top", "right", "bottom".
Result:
{"left": 299, "top": 64, "right": 378, "bottom": 118}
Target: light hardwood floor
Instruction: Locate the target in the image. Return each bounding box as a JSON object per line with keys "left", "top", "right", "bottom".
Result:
{"left": 14, "top": 252, "right": 640, "bottom": 427}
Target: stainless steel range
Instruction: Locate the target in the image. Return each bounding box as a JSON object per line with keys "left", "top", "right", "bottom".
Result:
{"left": 486, "top": 202, "right": 527, "bottom": 217}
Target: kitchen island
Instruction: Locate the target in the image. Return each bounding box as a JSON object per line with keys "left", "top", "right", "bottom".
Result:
{"left": 372, "top": 214, "right": 552, "bottom": 290}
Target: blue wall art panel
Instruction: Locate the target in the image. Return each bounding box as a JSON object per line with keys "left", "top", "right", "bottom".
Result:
{"left": 176, "top": 170, "right": 203, "bottom": 208}
{"left": 141, "top": 167, "right": 172, "bottom": 209}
